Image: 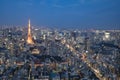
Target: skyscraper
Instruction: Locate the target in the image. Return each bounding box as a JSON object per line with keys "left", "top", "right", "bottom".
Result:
{"left": 27, "top": 19, "right": 34, "bottom": 44}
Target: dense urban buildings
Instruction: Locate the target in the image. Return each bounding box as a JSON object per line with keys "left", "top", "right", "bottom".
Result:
{"left": 0, "top": 20, "right": 120, "bottom": 80}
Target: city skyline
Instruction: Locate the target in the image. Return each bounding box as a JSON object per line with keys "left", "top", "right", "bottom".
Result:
{"left": 0, "top": 1, "right": 120, "bottom": 79}
{"left": 0, "top": 0, "right": 120, "bottom": 29}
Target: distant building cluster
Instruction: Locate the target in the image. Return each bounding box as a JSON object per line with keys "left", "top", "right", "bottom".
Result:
{"left": 0, "top": 21, "right": 120, "bottom": 80}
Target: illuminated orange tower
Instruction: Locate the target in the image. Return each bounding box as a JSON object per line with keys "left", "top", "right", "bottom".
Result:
{"left": 27, "top": 19, "right": 34, "bottom": 44}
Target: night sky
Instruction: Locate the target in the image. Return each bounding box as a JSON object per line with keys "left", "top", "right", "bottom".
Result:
{"left": 0, "top": 0, "right": 120, "bottom": 29}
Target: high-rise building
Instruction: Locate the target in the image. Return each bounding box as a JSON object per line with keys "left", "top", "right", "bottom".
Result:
{"left": 27, "top": 19, "right": 34, "bottom": 44}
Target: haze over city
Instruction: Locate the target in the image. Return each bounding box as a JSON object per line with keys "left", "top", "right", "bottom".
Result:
{"left": 0, "top": 0, "right": 120, "bottom": 29}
